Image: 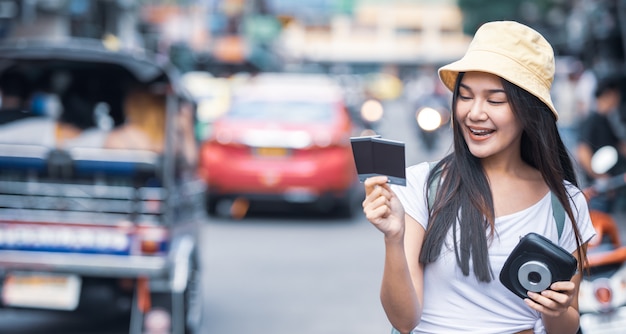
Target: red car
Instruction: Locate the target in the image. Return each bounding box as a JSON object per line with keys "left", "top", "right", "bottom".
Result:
{"left": 199, "top": 73, "right": 362, "bottom": 217}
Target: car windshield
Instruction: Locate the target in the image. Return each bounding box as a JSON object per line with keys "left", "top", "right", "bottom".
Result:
{"left": 227, "top": 100, "right": 334, "bottom": 123}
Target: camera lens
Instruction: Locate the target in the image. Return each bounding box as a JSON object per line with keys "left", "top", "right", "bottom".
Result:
{"left": 518, "top": 260, "right": 552, "bottom": 292}
{"left": 528, "top": 271, "right": 542, "bottom": 285}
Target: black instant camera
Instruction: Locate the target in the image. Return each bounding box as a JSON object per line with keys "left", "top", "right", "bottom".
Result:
{"left": 499, "top": 233, "right": 578, "bottom": 299}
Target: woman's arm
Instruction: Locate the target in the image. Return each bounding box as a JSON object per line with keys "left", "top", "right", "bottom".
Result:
{"left": 380, "top": 214, "right": 425, "bottom": 334}
{"left": 362, "top": 176, "right": 425, "bottom": 334}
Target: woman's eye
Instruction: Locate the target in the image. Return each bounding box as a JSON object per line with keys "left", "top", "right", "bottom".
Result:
{"left": 488, "top": 100, "right": 506, "bottom": 105}
{"left": 459, "top": 95, "right": 472, "bottom": 101}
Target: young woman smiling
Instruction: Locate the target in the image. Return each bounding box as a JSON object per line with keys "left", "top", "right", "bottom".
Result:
{"left": 362, "top": 21, "right": 595, "bottom": 334}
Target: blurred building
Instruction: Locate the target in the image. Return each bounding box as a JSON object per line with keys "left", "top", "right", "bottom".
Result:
{"left": 3, "top": 0, "right": 626, "bottom": 80}
{"left": 138, "top": 0, "right": 470, "bottom": 75}
{"left": 276, "top": 1, "right": 470, "bottom": 67}
{"left": 0, "top": 0, "right": 142, "bottom": 48}
{"left": 566, "top": 0, "right": 626, "bottom": 78}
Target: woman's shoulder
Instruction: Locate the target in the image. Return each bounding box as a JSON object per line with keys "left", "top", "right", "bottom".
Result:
{"left": 390, "top": 161, "right": 432, "bottom": 193}
{"left": 407, "top": 161, "right": 432, "bottom": 174}
{"left": 563, "top": 181, "right": 587, "bottom": 207}
{"left": 563, "top": 180, "right": 585, "bottom": 199}
{"left": 408, "top": 160, "right": 445, "bottom": 174}
{"left": 405, "top": 161, "right": 436, "bottom": 184}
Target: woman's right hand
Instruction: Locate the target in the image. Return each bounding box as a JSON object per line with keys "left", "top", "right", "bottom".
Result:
{"left": 362, "top": 176, "right": 406, "bottom": 240}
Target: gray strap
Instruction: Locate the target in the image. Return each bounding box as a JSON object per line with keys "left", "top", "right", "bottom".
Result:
{"left": 427, "top": 161, "right": 440, "bottom": 210}
{"left": 551, "top": 192, "right": 566, "bottom": 240}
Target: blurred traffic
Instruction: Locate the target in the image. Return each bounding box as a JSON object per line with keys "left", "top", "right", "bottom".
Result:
{"left": 198, "top": 72, "right": 362, "bottom": 218}
{"left": 1, "top": 0, "right": 626, "bottom": 334}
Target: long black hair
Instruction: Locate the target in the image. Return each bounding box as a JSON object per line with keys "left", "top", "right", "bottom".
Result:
{"left": 420, "top": 72, "right": 585, "bottom": 282}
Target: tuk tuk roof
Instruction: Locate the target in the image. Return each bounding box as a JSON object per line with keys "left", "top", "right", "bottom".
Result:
{"left": 0, "top": 38, "right": 184, "bottom": 93}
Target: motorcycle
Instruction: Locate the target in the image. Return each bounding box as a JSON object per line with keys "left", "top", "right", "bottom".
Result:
{"left": 578, "top": 146, "right": 626, "bottom": 333}
{"left": 357, "top": 97, "right": 385, "bottom": 135}
{"left": 414, "top": 92, "right": 451, "bottom": 152}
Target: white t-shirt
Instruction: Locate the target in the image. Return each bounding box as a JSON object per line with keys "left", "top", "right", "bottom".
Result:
{"left": 391, "top": 162, "right": 596, "bottom": 334}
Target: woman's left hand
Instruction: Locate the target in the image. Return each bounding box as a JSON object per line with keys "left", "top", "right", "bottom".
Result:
{"left": 524, "top": 281, "right": 576, "bottom": 317}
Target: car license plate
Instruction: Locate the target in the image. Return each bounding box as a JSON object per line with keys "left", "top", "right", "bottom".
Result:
{"left": 256, "top": 147, "right": 288, "bottom": 157}
{"left": 2, "top": 272, "right": 81, "bottom": 310}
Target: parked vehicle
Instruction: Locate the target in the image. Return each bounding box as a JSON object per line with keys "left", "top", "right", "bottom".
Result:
{"left": 0, "top": 38, "right": 204, "bottom": 334}
{"left": 199, "top": 73, "right": 362, "bottom": 217}
{"left": 578, "top": 146, "right": 626, "bottom": 333}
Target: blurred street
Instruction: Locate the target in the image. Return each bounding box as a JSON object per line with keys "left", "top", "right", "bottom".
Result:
{"left": 203, "top": 214, "right": 389, "bottom": 333}
{"left": 2, "top": 1, "right": 626, "bottom": 334}
{"left": 0, "top": 85, "right": 451, "bottom": 334}
{"left": 200, "top": 98, "right": 450, "bottom": 334}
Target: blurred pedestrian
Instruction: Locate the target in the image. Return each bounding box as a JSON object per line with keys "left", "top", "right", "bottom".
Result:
{"left": 103, "top": 87, "right": 166, "bottom": 152}
{"left": 552, "top": 57, "right": 584, "bottom": 155}
{"left": 0, "top": 70, "right": 86, "bottom": 147}
{"left": 576, "top": 75, "right": 626, "bottom": 213}
{"left": 574, "top": 66, "right": 597, "bottom": 121}
{"left": 361, "top": 21, "right": 594, "bottom": 334}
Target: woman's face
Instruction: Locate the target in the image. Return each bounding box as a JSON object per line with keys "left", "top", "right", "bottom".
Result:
{"left": 455, "top": 71, "right": 523, "bottom": 161}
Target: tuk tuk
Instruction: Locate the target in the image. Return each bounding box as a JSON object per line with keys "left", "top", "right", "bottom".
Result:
{"left": 0, "top": 37, "right": 204, "bottom": 334}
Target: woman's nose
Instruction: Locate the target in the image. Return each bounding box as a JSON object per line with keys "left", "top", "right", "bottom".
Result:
{"left": 467, "top": 100, "right": 487, "bottom": 121}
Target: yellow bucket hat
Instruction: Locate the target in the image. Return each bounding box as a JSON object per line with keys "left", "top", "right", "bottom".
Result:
{"left": 438, "top": 21, "right": 558, "bottom": 119}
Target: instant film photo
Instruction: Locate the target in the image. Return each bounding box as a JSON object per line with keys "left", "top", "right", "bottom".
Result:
{"left": 350, "top": 136, "right": 406, "bottom": 186}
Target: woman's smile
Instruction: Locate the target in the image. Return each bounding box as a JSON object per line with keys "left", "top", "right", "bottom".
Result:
{"left": 466, "top": 125, "right": 495, "bottom": 140}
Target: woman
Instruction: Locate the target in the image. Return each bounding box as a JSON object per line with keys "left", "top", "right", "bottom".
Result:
{"left": 362, "top": 21, "right": 595, "bottom": 333}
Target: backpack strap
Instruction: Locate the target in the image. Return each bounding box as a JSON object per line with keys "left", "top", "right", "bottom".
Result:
{"left": 427, "top": 161, "right": 566, "bottom": 240}
{"left": 551, "top": 192, "right": 566, "bottom": 240}
{"left": 427, "top": 161, "right": 440, "bottom": 210}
